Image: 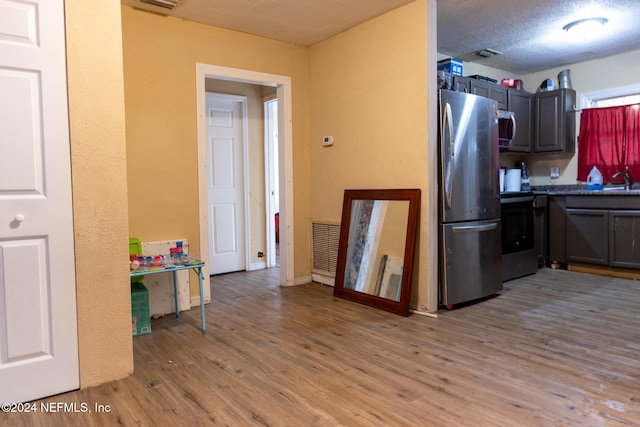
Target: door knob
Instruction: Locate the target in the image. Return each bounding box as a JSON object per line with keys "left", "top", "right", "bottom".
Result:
{"left": 14, "top": 214, "right": 25, "bottom": 223}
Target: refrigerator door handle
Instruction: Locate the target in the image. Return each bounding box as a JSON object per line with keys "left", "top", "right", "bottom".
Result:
{"left": 452, "top": 223, "right": 498, "bottom": 233}
{"left": 443, "top": 102, "right": 454, "bottom": 209}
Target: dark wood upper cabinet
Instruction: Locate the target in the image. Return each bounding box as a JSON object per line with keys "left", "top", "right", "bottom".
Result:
{"left": 534, "top": 89, "right": 576, "bottom": 154}
{"left": 506, "top": 89, "right": 533, "bottom": 153}
{"left": 452, "top": 75, "right": 471, "bottom": 93}
{"left": 469, "top": 79, "right": 508, "bottom": 110}
{"left": 448, "top": 77, "right": 577, "bottom": 155}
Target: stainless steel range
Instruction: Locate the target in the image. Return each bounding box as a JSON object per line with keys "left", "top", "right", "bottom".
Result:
{"left": 501, "top": 192, "right": 538, "bottom": 281}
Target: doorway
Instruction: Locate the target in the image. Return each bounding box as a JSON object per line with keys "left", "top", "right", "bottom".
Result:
{"left": 195, "top": 64, "right": 294, "bottom": 290}
{"left": 264, "top": 97, "right": 279, "bottom": 268}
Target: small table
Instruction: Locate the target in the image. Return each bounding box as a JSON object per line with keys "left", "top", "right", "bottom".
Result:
{"left": 130, "top": 262, "right": 206, "bottom": 333}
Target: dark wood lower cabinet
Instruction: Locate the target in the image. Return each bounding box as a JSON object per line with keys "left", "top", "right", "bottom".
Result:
{"left": 566, "top": 208, "right": 609, "bottom": 265}
{"left": 534, "top": 195, "right": 549, "bottom": 263}
{"left": 549, "top": 196, "right": 566, "bottom": 263}
{"left": 550, "top": 196, "right": 640, "bottom": 269}
{"left": 609, "top": 210, "right": 640, "bottom": 269}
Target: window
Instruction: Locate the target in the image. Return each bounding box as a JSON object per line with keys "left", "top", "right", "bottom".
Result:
{"left": 581, "top": 83, "right": 640, "bottom": 108}
{"left": 595, "top": 94, "right": 640, "bottom": 108}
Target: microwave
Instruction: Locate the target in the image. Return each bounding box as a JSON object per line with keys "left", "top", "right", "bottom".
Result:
{"left": 497, "top": 110, "right": 516, "bottom": 148}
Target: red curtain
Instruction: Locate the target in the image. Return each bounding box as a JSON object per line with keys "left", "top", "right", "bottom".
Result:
{"left": 578, "top": 104, "right": 640, "bottom": 182}
{"left": 626, "top": 105, "right": 640, "bottom": 180}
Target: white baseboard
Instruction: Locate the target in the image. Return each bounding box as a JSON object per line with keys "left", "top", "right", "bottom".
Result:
{"left": 248, "top": 261, "right": 267, "bottom": 271}
{"left": 190, "top": 296, "right": 211, "bottom": 306}
{"left": 292, "top": 275, "right": 312, "bottom": 286}
{"left": 311, "top": 273, "right": 335, "bottom": 287}
{"left": 410, "top": 308, "right": 439, "bottom": 318}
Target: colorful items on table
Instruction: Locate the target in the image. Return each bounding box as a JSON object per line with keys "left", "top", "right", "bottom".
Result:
{"left": 129, "top": 240, "right": 200, "bottom": 271}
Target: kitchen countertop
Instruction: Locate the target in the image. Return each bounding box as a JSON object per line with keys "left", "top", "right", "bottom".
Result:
{"left": 533, "top": 184, "right": 640, "bottom": 196}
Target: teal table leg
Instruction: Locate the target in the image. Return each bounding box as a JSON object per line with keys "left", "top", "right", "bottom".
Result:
{"left": 196, "top": 266, "right": 206, "bottom": 333}
{"left": 172, "top": 270, "right": 179, "bottom": 318}
{"left": 131, "top": 263, "right": 206, "bottom": 332}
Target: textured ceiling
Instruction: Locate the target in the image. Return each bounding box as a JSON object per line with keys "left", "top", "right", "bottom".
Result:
{"left": 437, "top": 0, "right": 640, "bottom": 74}
{"left": 121, "top": 0, "right": 640, "bottom": 74}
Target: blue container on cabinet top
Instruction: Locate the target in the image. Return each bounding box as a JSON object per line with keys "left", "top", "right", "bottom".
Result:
{"left": 437, "top": 58, "right": 463, "bottom": 76}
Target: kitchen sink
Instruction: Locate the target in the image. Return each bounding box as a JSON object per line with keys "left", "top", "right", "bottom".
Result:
{"left": 601, "top": 184, "right": 640, "bottom": 193}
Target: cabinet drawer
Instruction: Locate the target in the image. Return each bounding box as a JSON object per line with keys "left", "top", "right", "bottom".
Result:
{"left": 567, "top": 196, "right": 640, "bottom": 210}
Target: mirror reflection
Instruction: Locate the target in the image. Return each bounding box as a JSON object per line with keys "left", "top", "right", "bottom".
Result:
{"left": 334, "top": 189, "right": 420, "bottom": 316}
{"left": 343, "top": 199, "right": 409, "bottom": 302}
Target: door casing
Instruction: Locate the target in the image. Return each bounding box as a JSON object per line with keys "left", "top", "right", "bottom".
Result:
{"left": 196, "top": 64, "right": 294, "bottom": 291}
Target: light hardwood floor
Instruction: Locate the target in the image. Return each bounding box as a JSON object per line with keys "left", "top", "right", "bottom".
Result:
{"left": 3, "top": 267, "right": 640, "bottom": 426}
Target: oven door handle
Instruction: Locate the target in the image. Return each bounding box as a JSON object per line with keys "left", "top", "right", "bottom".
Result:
{"left": 501, "top": 196, "right": 534, "bottom": 204}
{"left": 452, "top": 223, "right": 498, "bottom": 233}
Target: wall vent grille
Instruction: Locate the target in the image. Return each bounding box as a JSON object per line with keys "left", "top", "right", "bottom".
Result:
{"left": 311, "top": 222, "right": 340, "bottom": 283}
{"left": 140, "top": 0, "right": 180, "bottom": 10}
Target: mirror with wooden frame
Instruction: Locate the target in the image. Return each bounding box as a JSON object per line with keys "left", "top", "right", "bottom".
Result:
{"left": 333, "top": 189, "right": 420, "bottom": 316}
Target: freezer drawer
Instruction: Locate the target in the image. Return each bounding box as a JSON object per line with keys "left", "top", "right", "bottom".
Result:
{"left": 440, "top": 219, "right": 503, "bottom": 307}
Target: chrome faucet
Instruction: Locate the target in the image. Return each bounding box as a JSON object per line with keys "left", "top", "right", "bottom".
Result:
{"left": 612, "top": 168, "right": 633, "bottom": 189}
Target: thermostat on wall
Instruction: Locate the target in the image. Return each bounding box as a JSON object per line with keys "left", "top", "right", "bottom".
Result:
{"left": 322, "top": 136, "right": 334, "bottom": 146}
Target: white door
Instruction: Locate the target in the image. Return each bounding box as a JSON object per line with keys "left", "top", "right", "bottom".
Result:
{"left": 0, "top": 0, "right": 79, "bottom": 403}
{"left": 206, "top": 94, "right": 247, "bottom": 274}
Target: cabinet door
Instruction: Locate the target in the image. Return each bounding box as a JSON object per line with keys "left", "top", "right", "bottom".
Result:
{"left": 470, "top": 79, "right": 507, "bottom": 109}
{"left": 490, "top": 85, "right": 508, "bottom": 110}
{"left": 534, "top": 203, "right": 548, "bottom": 263}
{"left": 453, "top": 76, "right": 471, "bottom": 93}
{"left": 534, "top": 89, "right": 576, "bottom": 153}
{"left": 507, "top": 90, "right": 533, "bottom": 153}
{"left": 566, "top": 209, "right": 608, "bottom": 265}
{"left": 469, "top": 79, "right": 489, "bottom": 98}
{"left": 549, "top": 196, "right": 566, "bottom": 263}
{"left": 534, "top": 91, "right": 562, "bottom": 152}
{"left": 609, "top": 210, "right": 640, "bottom": 269}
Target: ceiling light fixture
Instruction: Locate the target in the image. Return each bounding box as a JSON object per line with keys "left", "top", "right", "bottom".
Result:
{"left": 562, "top": 17, "right": 608, "bottom": 33}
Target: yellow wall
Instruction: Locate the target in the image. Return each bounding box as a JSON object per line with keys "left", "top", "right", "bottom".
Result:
{"left": 65, "top": 0, "right": 133, "bottom": 387}
{"left": 62, "top": 0, "right": 640, "bottom": 391}
{"left": 121, "top": 6, "right": 312, "bottom": 282}
{"left": 309, "top": 0, "right": 431, "bottom": 309}
{"left": 61, "top": 0, "right": 431, "bottom": 391}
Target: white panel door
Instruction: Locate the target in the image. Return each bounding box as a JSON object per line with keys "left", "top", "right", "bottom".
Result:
{"left": 0, "top": 0, "right": 79, "bottom": 402}
{"left": 206, "top": 94, "right": 246, "bottom": 274}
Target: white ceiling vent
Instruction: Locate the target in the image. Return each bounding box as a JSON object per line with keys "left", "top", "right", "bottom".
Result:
{"left": 140, "top": 0, "right": 180, "bottom": 9}
{"left": 474, "top": 48, "right": 502, "bottom": 58}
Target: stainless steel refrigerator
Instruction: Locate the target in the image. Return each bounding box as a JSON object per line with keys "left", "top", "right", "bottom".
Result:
{"left": 438, "top": 89, "right": 502, "bottom": 307}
